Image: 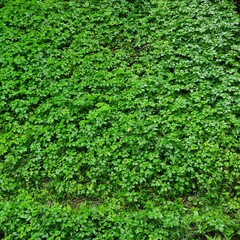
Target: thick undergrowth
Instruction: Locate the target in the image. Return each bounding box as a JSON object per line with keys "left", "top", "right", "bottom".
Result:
{"left": 0, "top": 0, "right": 239, "bottom": 239}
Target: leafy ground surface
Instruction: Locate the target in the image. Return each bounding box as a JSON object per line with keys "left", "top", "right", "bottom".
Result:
{"left": 0, "top": 0, "right": 240, "bottom": 239}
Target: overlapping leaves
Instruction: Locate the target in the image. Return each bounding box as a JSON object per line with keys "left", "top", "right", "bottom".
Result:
{"left": 0, "top": 0, "right": 239, "bottom": 238}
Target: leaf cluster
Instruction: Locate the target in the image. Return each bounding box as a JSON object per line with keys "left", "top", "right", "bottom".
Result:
{"left": 0, "top": 0, "right": 239, "bottom": 238}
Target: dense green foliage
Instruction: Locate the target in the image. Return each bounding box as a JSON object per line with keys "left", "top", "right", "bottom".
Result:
{"left": 0, "top": 0, "right": 239, "bottom": 239}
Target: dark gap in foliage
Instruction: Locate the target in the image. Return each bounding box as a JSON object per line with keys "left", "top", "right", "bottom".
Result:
{"left": 0, "top": 231, "right": 4, "bottom": 239}
{"left": 211, "top": 0, "right": 240, "bottom": 13}
{"left": 235, "top": 0, "right": 240, "bottom": 13}
{"left": 195, "top": 234, "right": 208, "bottom": 240}
{"left": 232, "top": 234, "right": 240, "bottom": 239}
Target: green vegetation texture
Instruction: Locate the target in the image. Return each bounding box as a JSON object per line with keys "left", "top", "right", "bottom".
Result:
{"left": 0, "top": 0, "right": 239, "bottom": 239}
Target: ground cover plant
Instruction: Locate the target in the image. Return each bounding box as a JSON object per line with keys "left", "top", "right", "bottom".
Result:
{"left": 0, "top": 0, "right": 239, "bottom": 239}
